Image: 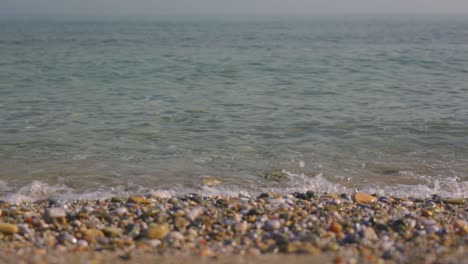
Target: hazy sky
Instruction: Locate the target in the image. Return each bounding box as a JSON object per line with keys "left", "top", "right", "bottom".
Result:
{"left": 2, "top": 0, "right": 468, "bottom": 15}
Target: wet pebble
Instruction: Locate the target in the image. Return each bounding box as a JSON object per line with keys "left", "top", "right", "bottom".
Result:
{"left": 353, "top": 192, "right": 377, "bottom": 204}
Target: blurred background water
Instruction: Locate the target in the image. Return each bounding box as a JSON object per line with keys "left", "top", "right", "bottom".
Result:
{"left": 1, "top": 15, "right": 467, "bottom": 199}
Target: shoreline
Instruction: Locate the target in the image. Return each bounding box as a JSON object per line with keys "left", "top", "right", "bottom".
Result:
{"left": 0, "top": 192, "right": 466, "bottom": 263}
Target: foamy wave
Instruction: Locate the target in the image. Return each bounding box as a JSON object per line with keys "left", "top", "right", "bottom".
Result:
{"left": 360, "top": 177, "right": 468, "bottom": 198}
{"left": 0, "top": 172, "right": 466, "bottom": 203}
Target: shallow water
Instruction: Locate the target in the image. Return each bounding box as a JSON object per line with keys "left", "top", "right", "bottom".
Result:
{"left": 1, "top": 15, "right": 468, "bottom": 201}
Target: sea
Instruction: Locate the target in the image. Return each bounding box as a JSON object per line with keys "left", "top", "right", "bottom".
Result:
{"left": 1, "top": 15, "right": 467, "bottom": 202}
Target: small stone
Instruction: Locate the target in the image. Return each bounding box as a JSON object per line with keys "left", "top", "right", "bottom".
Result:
{"left": 340, "top": 194, "right": 352, "bottom": 200}
{"left": 247, "top": 248, "right": 261, "bottom": 256}
{"left": 56, "top": 245, "right": 68, "bottom": 252}
{"left": 343, "top": 234, "right": 359, "bottom": 244}
{"left": 363, "top": 227, "right": 378, "bottom": 240}
{"left": 147, "top": 239, "right": 162, "bottom": 247}
{"left": 113, "top": 207, "right": 128, "bottom": 216}
{"left": 259, "top": 169, "right": 288, "bottom": 182}
{"left": 293, "top": 192, "right": 308, "bottom": 200}
{"left": 45, "top": 207, "right": 67, "bottom": 221}
{"left": 442, "top": 198, "right": 466, "bottom": 205}
{"left": 426, "top": 225, "right": 440, "bottom": 234}
{"left": 264, "top": 220, "right": 281, "bottom": 231}
{"left": 306, "top": 191, "right": 317, "bottom": 199}
{"left": 111, "top": 197, "right": 126, "bottom": 203}
{"left": 71, "top": 220, "right": 82, "bottom": 227}
{"left": 202, "top": 177, "right": 223, "bottom": 187}
{"left": 329, "top": 221, "right": 342, "bottom": 233}
{"left": 76, "top": 240, "right": 89, "bottom": 248}
{"left": 82, "top": 206, "right": 95, "bottom": 213}
{"left": 102, "top": 227, "right": 122, "bottom": 237}
{"left": 353, "top": 192, "right": 377, "bottom": 204}
{"left": 382, "top": 249, "right": 393, "bottom": 260}
{"left": 83, "top": 228, "right": 105, "bottom": 242}
{"left": 237, "top": 221, "right": 248, "bottom": 233}
{"left": 167, "top": 231, "right": 184, "bottom": 242}
{"left": 401, "top": 200, "right": 414, "bottom": 206}
{"left": 128, "top": 196, "right": 151, "bottom": 204}
{"left": 186, "top": 207, "right": 203, "bottom": 221}
{"left": 147, "top": 223, "right": 170, "bottom": 239}
{"left": 0, "top": 223, "right": 19, "bottom": 235}
{"left": 422, "top": 209, "right": 433, "bottom": 217}
{"left": 57, "top": 233, "right": 77, "bottom": 244}
{"left": 200, "top": 247, "right": 214, "bottom": 256}
{"left": 174, "top": 217, "right": 189, "bottom": 229}
{"left": 454, "top": 220, "right": 467, "bottom": 235}
{"left": 325, "top": 204, "right": 342, "bottom": 211}
{"left": 378, "top": 196, "right": 394, "bottom": 203}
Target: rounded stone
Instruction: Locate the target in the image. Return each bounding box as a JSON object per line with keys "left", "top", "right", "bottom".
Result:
{"left": 0, "top": 222, "right": 19, "bottom": 235}
{"left": 45, "top": 208, "right": 67, "bottom": 220}
{"left": 353, "top": 192, "right": 377, "bottom": 204}
{"left": 147, "top": 223, "right": 170, "bottom": 239}
{"left": 128, "top": 196, "right": 151, "bottom": 204}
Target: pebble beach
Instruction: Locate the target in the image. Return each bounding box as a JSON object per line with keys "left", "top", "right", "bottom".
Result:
{"left": 0, "top": 191, "right": 466, "bottom": 263}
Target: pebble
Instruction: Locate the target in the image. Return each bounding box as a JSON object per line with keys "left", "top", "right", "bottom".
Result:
{"left": 102, "top": 227, "right": 122, "bottom": 237}
{"left": 147, "top": 239, "right": 161, "bottom": 247}
{"left": 363, "top": 227, "right": 378, "bottom": 240}
{"left": 401, "top": 200, "right": 414, "bottom": 206}
{"left": 167, "top": 231, "right": 184, "bottom": 241}
{"left": 76, "top": 239, "right": 89, "bottom": 248}
{"left": 202, "top": 177, "right": 223, "bottom": 187}
{"left": 45, "top": 208, "right": 66, "bottom": 220}
{"left": 83, "top": 228, "right": 105, "bottom": 242}
{"left": 128, "top": 196, "right": 151, "bottom": 204}
{"left": 146, "top": 223, "right": 169, "bottom": 239}
{"left": 0, "top": 191, "right": 464, "bottom": 263}
{"left": 113, "top": 207, "right": 128, "bottom": 216}
{"left": 329, "top": 221, "right": 342, "bottom": 233}
{"left": 378, "top": 196, "right": 393, "bottom": 203}
{"left": 57, "top": 233, "right": 77, "bottom": 244}
{"left": 422, "top": 209, "right": 433, "bottom": 217}
{"left": 264, "top": 220, "right": 281, "bottom": 231}
{"left": 353, "top": 192, "right": 377, "bottom": 204}
{"left": 442, "top": 198, "right": 466, "bottom": 205}
{"left": 0, "top": 222, "right": 19, "bottom": 235}
{"left": 199, "top": 247, "right": 214, "bottom": 256}
{"left": 186, "top": 207, "right": 203, "bottom": 222}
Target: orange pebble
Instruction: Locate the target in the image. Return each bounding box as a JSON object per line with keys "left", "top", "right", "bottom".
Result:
{"left": 329, "top": 221, "right": 343, "bottom": 233}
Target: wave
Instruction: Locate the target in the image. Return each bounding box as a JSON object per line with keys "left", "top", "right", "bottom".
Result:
{"left": 0, "top": 171, "right": 466, "bottom": 203}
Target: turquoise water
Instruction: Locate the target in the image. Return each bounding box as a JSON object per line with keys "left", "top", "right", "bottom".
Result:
{"left": 1, "top": 16, "right": 467, "bottom": 200}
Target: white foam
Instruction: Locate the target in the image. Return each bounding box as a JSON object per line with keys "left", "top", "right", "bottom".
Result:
{"left": 2, "top": 181, "right": 73, "bottom": 203}
{"left": 0, "top": 172, "right": 466, "bottom": 203}
{"left": 0, "top": 180, "right": 12, "bottom": 192}
{"left": 268, "top": 171, "right": 350, "bottom": 195}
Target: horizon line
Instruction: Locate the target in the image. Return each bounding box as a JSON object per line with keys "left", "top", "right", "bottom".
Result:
{"left": 2, "top": 12, "right": 468, "bottom": 16}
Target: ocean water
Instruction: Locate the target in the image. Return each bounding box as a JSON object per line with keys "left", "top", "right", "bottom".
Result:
{"left": 1, "top": 15, "right": 468, "bottom": 201}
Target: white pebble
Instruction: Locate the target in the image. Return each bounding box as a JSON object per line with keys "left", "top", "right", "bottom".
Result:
{"left": 47, "top": 208, "right": 66, "bottom": 219}
{"left": 167, "top": 231, "right": 184, "bottom": 241}
{"left": 76, "top": 240, "right": 89, "bottom": 248}
{"left": 113, "top": 207, "right": 128, "bottom": 216}
{"left": 265, "top": 220, "right": 281, "bottom": 230}
{"left": 186, "top": 207, "right": 203, "bottom": 222}
{"left": 147, "top": 239, "right": 162, "bottom": 247}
